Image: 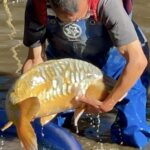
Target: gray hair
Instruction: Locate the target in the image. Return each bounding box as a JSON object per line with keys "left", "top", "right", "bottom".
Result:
{"left": 50, "top": 0, "right": 79, "bottom": 13}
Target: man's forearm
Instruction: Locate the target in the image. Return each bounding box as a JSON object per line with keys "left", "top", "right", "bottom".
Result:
{"left": 22, "top": 45, "right": 45, "bottom": 73}
{"left": 108, "top": 40, "right": 148, "bottom": 103}
{"left": 108, "top": 58, "right": 147, "bottom": 103}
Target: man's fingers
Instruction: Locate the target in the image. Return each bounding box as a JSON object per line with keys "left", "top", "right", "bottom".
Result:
{"left": 91, "top": 100, "right": 102, "bottom": 108}
{"left": 75, "top": 96, "right": 102, "bottom": 108}
{"left": 85, "top": 106, "right": 100, "bottom": 114}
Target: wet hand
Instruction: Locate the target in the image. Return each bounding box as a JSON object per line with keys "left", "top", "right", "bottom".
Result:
{"left": 75, "top": 95, "right": 117, "bottom": 114}
{"left": 98, "top": 98, "right": 117, "bottom": 113}
{"left": 98, "top": 93, "right": 127, "bottom": 113}
{"left": 84, "top": 99, "right": 117, "bottom": 114}
{"left": 85, "top": 105, "right": 100, "bottom": 114}
{"left": 75, "top": 95, "right": 102, "bottom": 109}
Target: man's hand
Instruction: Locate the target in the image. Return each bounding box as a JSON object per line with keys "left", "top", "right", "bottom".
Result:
{"left": 97, "top": 98, "right": 117, "bottom": 113}
{"left": 75, "top": 92, "right": 127, "bottom": 113}
{"left": 75, "top": 95, "right": 102, "bottom": 109}
{"left": 22, "top": 45, "right": 45, "bottom": 73}
{"left": 85, "top": 99, "right": 116, "bottom": 114}
{"left": 75, "top": 95, "right": 116, "bottom": 114}
{"left": 22, "top": 57, "right": 44, "bottom": 73}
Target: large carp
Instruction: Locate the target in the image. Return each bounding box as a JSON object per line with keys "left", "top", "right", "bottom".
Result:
{"left": 1, "top": 58, "right": 115, "bottom": 150}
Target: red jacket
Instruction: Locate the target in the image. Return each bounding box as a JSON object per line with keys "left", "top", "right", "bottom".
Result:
{"left": 32, "top": 0, "right": 133, "bottom": 25}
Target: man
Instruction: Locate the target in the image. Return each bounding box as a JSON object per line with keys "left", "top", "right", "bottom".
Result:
{"left": 22, "top": 0, "right": 150, "bottom": 148}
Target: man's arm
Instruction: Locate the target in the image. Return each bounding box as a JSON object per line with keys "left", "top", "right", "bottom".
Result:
{"left": 22, "top": 0, "right": 47, "bottom": 73}
{"left": 76, "top": 40, "right": 148, "bottom": 113}
{"left": 76, "top": 0, "right": 148, "bottom": 112}
{"left": 98, "top": 40, "right": 147, "bottom": 112}
{"left": 22, "top": 44, "right": 46, "bottom": 73}
{"left": 97, "top": 0, "right": 148, "bottom": 112}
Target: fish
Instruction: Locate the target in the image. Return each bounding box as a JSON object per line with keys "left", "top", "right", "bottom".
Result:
{"left": 1, "top": 58, "right": 115, "bottom": 150}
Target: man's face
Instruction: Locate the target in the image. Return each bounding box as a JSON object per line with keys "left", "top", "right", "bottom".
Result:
{"left": 51, "top": 0, "right": 89, "bottom": 22}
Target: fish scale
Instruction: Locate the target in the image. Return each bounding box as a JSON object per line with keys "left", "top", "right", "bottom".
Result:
{"left": 3, "top": 58, "right": 116, "bottom": 150}
{"left": 9, "top": 58, "right": 103, "bottom": 104}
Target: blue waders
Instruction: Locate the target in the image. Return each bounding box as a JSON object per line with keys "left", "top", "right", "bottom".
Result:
{"left": 105, "top": 23, "right": 150, "bottom": 148}
{"left": 45, "top": 14, "right": 150, "bottom": 147}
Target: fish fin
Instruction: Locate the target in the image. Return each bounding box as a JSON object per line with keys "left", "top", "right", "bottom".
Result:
{"left": 15, "top": 97, "right": 40, "bottom": 150}
{"left": 1, "top": 121, "right": 13, "bottom": 131}
{"left": 40, "top": 114, "right": 57, "bottom": 126}
{"left": 16, "top": 117, "right": 37, "bottom": 150}
{"left": 74, "top": 104, "right": 85, "bottom": 133}
{"left": 18, "top": 97, "right": 40, "bottom": 121}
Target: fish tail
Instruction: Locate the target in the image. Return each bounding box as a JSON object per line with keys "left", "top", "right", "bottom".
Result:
{"left": 16, "top": 117, "right": 37, "bottom": 150}
{"left": 15, "top": 97, "right": 40, "bottom": 150}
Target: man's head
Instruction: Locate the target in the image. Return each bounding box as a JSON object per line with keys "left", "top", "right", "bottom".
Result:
{"left": 50, "top": 0, "right": 79, "bottom": 13}
{"left": 49, "top": 0, "right": 89, "bottom": 22}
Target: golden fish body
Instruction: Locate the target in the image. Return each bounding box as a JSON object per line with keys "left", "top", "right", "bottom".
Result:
{"left": 8, "top": 58, "right": 105, "bottom": 116}
{"left": 3, "top": 58, "right": 114, "bottom": 150}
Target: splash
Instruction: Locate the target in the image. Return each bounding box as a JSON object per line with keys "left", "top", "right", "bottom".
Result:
{"left": 0, "top": 134, "right": 4, "bottom": 150}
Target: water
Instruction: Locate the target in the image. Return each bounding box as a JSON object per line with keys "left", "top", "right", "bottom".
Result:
{"left": 73, "top": 113, "right": 138, "bottom": 150}
{"left": 0, "top": 0, "right": 150, "bottom": 149}
{"left": 0, "top": 0, "right": 27, "bottom": 74}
